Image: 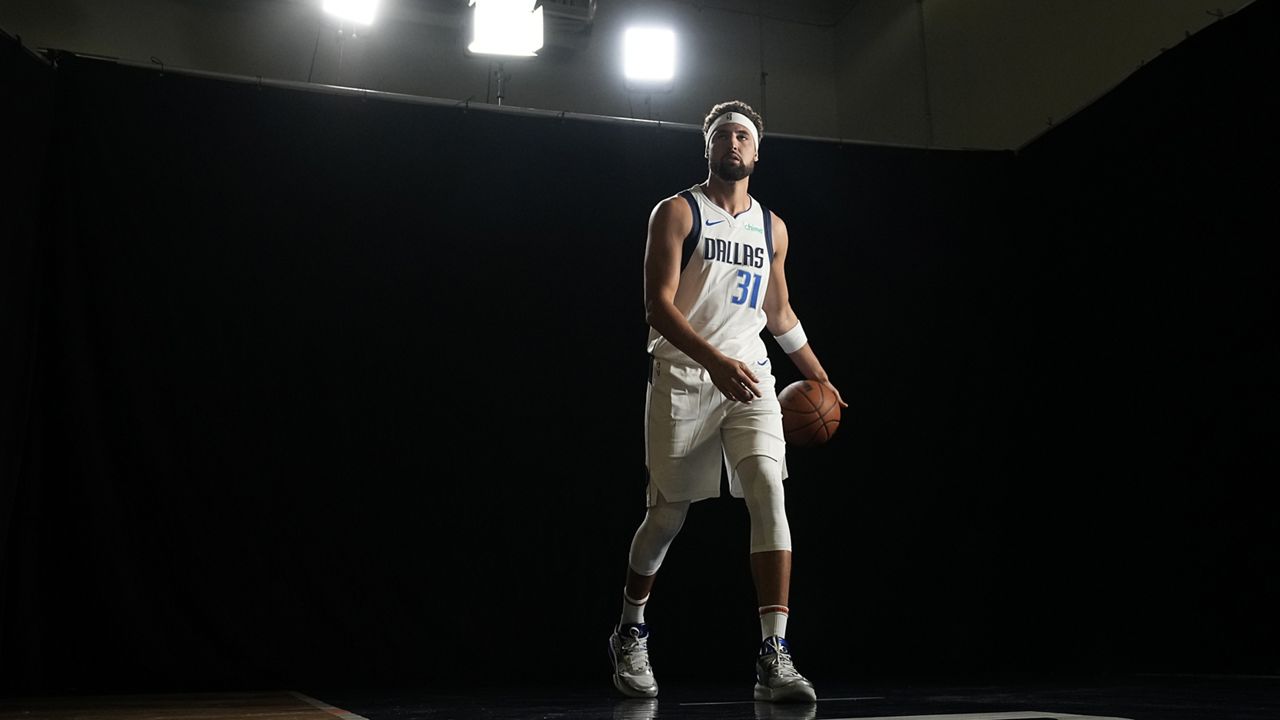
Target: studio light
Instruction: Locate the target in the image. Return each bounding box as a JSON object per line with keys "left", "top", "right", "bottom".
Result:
{"left": 322, "top": 0, "right": 379, "bottom": 26}
{"left": 624, "top": 27, "right": 675, "bottom": 83}
{"left": 469, "top": 0, "right": 544, "bottom": 57}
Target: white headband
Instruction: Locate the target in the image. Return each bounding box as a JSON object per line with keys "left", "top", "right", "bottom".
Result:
{"left": 705, "top": 111, "right": 760, "bottom": 151}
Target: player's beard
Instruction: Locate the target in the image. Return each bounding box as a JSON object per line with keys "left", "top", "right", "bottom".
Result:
{"left": 710, "top": 155, "right": 753, "bottom": 182}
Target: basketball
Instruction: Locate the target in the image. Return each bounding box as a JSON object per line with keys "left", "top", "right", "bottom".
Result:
{"left": 777, "top": 379, "right": 840, "bottom": 447}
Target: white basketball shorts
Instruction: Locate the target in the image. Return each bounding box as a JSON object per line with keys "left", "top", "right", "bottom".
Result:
{"left": 644, "top": 355, "right": 789, "bottom": 506}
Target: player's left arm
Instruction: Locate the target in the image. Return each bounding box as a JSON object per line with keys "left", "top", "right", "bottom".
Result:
{"left": 764, "top": 212, "right": 848, "bottom": 407}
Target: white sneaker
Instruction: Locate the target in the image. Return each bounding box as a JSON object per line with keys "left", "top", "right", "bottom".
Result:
{"left": 753, "top": 636, "right": 817, "bottom": 703}
{"left": 609, "top": 623, "right": 659, "bottom": 698}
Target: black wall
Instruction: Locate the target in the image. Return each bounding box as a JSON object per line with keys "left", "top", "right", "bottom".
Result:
{"left": 1, "top": 29, "right": 56, "bottom": 688}
{"left": 2, "top": 0, "right": 1275, "bottom": 697}
{"left": 1012, "top": 0, "right": 1278, "bottom": 675}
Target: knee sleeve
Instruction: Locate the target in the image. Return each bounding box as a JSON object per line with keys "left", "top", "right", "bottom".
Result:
{"left": 627, "top": 496, "right": 690, "bottom": 576}
{"left": 737, "top": 455, "right": 792, "bottom": 553}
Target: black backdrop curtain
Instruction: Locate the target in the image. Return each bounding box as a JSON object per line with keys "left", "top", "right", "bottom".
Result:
{"left": 1, "top": 29, "right": 56, "bottom": 692}
{"left": 2, "top": 0, "right": 1275, "bottom": 696}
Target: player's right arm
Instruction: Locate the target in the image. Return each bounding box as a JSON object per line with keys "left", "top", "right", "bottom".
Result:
{"left": 643, "top": 196, "right": 761, "bottom": 403}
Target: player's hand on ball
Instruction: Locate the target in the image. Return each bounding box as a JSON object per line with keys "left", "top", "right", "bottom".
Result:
{"left": 823, "top": 380, "right": 848, "bottom": 408}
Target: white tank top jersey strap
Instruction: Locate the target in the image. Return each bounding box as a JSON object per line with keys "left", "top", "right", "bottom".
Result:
{"left": 646, "top": 184, "right": 776, "bottom": 365}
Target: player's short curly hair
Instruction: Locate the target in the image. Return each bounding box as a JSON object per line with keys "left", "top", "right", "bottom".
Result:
{"left": 702, "top": 100, "right": 764, "bottom": 139}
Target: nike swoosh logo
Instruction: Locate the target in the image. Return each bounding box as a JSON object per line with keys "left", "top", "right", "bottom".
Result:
{"left": 757, "top": 359, "right": 769, "bottom": 365}
{"left": 705, "top": 219, "right": 725, "bottom": 226}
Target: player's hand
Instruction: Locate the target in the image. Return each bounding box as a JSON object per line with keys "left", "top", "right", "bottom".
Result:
{"left": 708, "top": 355, "right": 761, "bottom": 403}
{"left": 822, "top": 380, "right": 849, "bottom": 408}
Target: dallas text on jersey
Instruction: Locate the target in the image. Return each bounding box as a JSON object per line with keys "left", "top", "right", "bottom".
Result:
{"left": 705, "top": 236, "right": 767, "bottom": 269}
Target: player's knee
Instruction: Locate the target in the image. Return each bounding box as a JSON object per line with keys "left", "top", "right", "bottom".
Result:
{"left": 738, "top": 455, "right": 785, "bottom": 507}
{"left": 737, "top": 455, "right": 792, "bottom": 553}
{"left": 646, "top": 500, "right": 690, "bottom": 538}
{"left": 628, "top": 499, "right": 690, "bottom": 576}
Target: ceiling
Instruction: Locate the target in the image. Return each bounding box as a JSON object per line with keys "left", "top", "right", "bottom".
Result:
{"left": 670, "top": 0, "right": 862, "bottom": 27}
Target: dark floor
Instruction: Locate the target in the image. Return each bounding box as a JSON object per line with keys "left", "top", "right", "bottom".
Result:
{"left": 317, "top": 674, "right": 1280, "bottom": 720}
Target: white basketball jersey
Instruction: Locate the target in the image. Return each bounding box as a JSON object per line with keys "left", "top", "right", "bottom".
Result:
{"left": 647, "top": 184, "right": 775, "bottom": 365}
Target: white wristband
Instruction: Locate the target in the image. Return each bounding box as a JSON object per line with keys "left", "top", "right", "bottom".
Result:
{"left": 772, "top": 321, "right": 808, "bottom": 354}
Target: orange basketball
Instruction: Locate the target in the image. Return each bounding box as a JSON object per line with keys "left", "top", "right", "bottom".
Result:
{"left": 777, "top": 379, "right": 840, "bottom": 447}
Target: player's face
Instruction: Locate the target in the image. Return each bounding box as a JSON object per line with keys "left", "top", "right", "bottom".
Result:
{"left": 706, "top": 122, "right": 757, "bottom": 182}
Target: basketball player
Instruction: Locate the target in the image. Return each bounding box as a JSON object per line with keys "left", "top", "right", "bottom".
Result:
{"left": 608, "top": 100, "right": 846, "bottom": 703}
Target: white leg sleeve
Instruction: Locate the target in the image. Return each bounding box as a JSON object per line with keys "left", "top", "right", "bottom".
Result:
{"left": 737, "top": 455, "right": 792, "bottom": 553}
{"left": 627, "top": 495, "right": 691, "bottom": 576}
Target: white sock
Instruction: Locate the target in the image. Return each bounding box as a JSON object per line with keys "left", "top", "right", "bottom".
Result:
{"left": 759, "top": 605, "right": 789, "bottom": 640}
{"left": 621, "top": 588, "right": 649, "bottom": 626}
